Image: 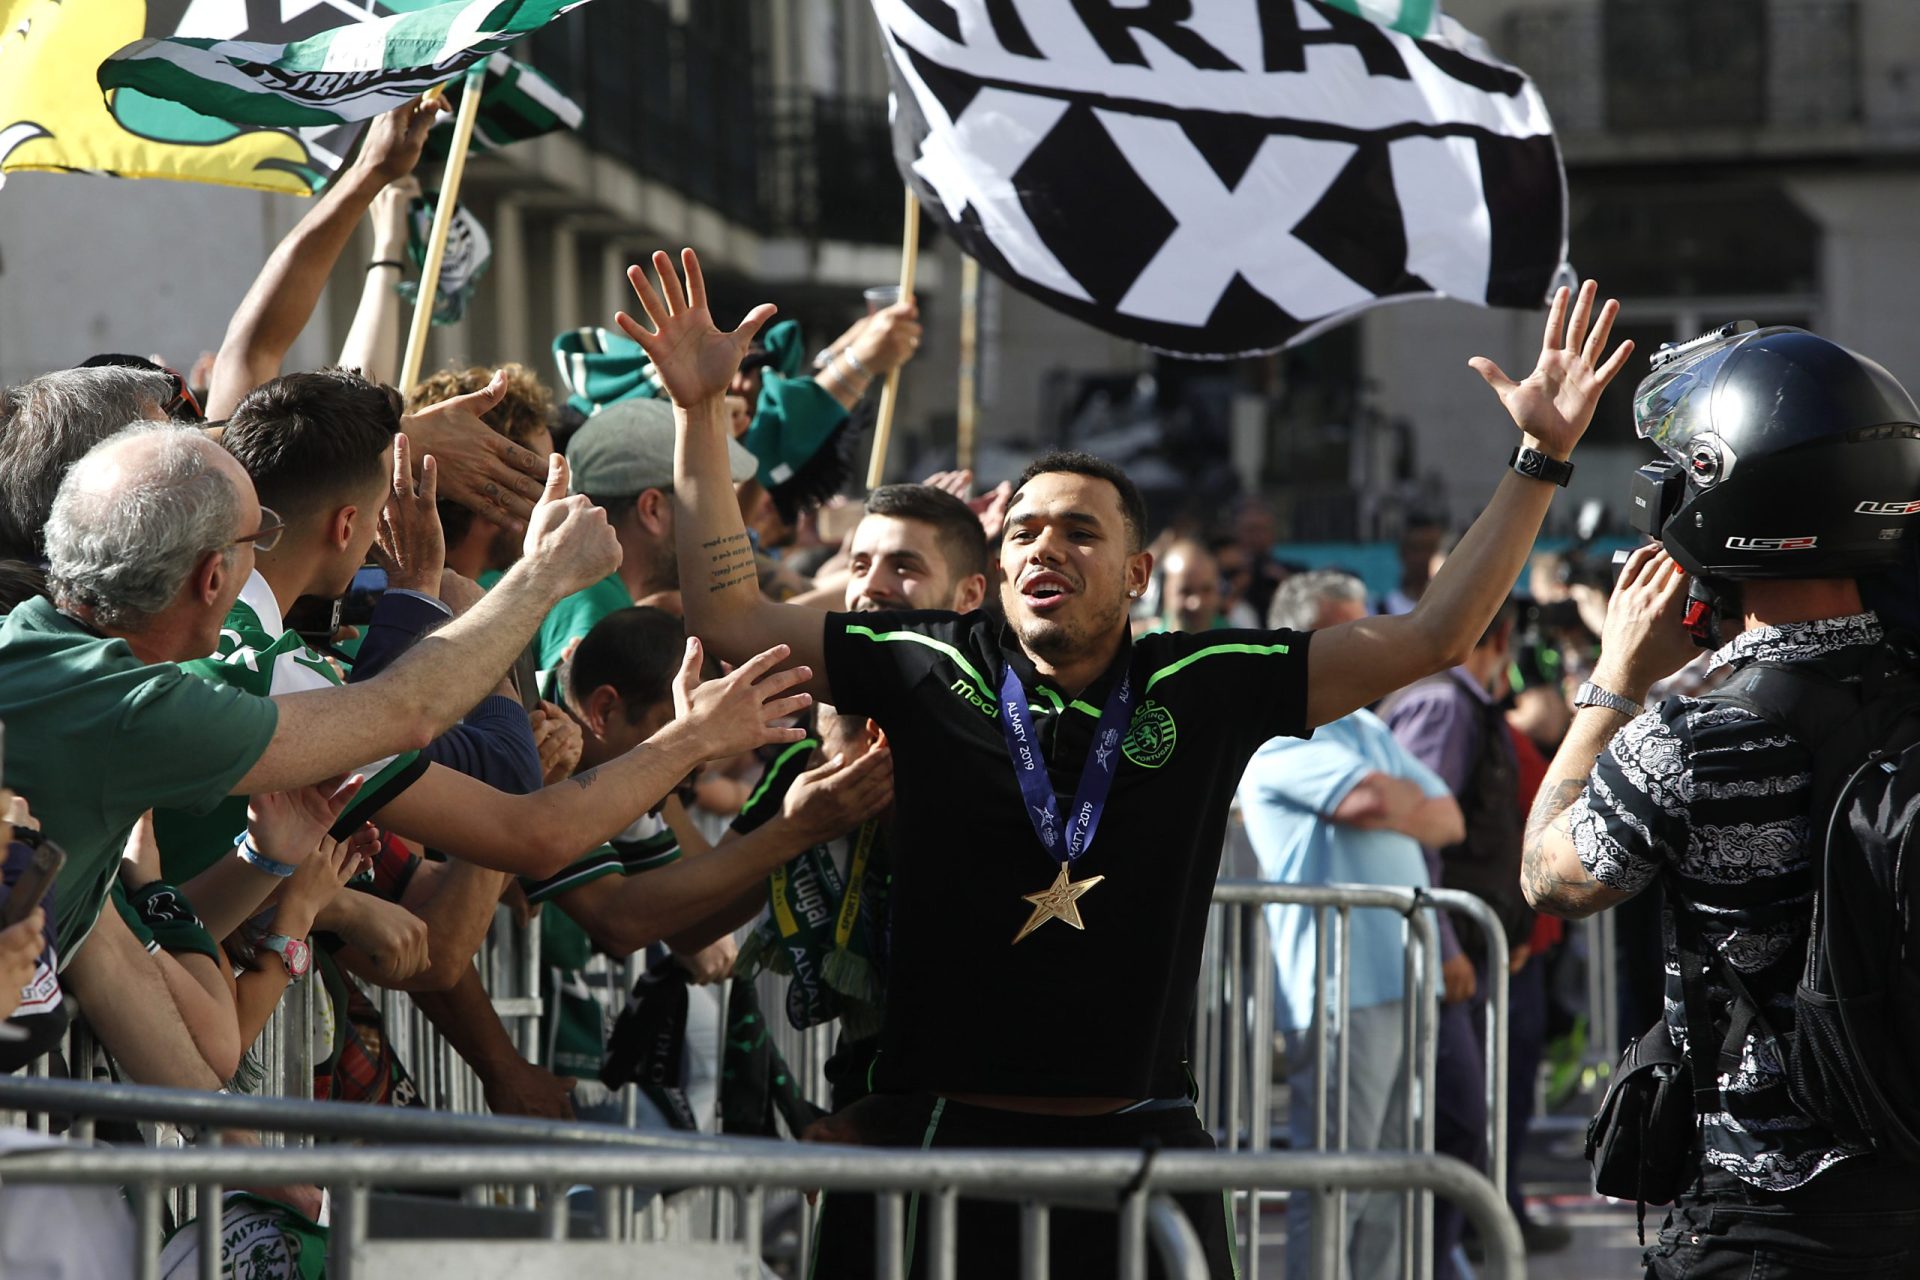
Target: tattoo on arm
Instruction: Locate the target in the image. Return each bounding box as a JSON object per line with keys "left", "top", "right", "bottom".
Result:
{"left": 571, "top": 765, "right": 601, "bottom": 792}
{"left": 1522, "top": 778, "right": 1591, "bottom": 910}
{"left": 702, "top": 532, "right": 758, "bottom": 594}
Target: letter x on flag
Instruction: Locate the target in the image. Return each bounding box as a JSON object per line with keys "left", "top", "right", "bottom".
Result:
{"left": 874, "top": 0, "right": 1567, "bottom": 358}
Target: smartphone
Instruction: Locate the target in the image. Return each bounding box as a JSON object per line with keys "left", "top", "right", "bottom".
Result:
{"left": 3, "top": 838, "right": 63, "bottom": 927}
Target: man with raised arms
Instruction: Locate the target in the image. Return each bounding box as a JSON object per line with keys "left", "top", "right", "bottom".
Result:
{"left": 623, "top": 248, "right": 1630, "bottom": 1277}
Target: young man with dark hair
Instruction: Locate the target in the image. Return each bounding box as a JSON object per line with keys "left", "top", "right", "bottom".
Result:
{"left": 632, "top": 247, "right": 1630, "bottom": 1276}
{"left": 848, "top": 484, "right": 991, "bottom": 613}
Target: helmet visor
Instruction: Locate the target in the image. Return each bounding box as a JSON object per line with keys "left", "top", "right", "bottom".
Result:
{"left": 1632, "top": 324, "right": 1758, "bottom": 452}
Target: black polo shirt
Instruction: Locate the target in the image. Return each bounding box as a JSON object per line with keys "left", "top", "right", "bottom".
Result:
{"left": 823, "top": 610, "right": 1312, "bottom": 1099}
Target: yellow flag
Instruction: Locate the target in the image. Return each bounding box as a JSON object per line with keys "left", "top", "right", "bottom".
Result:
{"left": 0, "top": 0, "right": 329, "bottom": 194}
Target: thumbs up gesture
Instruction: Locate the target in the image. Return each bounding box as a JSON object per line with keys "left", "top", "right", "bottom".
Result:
{"left": 521, "top": 454, "right": 621, "bottom": 597}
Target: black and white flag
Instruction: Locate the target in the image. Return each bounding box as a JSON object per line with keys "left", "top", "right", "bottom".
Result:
{"left": 875, "top": 0, "right": 1566, "bottom": 359}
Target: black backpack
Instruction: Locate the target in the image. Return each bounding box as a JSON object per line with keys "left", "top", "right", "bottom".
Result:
{"left": 1704, "top": 635, "right": 1920, "bottom": 1157}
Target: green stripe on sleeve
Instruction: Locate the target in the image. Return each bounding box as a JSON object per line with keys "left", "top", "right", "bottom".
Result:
{"left": 842, "top": 625, "right": 992, "bottom": 693}
{"left": 1142, "top": 642, "right": 1293, "bottom": 695}
{"left": 741, "top": 739, "right": 818, "bottom": 819}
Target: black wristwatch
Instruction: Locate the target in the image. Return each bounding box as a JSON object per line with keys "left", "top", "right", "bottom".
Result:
{"left": 1509, "top": 446, "right": 1574, "bottom": 487}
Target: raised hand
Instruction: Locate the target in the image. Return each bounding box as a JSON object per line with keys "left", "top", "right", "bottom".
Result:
{"left": 276, "top": 832, "right": 369, "bottom": 937}
{"left": 1592, "top": 543, "right": 1698, "bottom": 701}
{"left": 401, "top": 371, "right": 546, "bottom": 530}
{"left": 781, "top": 745, "right": 895, "bottom": 844}
{"left": 850, "top": 298, "right": 922, "bottom": 376}
{"left": 246, "top": 775, "right": 366, "bottom": 868}
{"left": 521, "top": 454, "right": 622, "bottom": 598}
{"left": 1469, "top": 279, "right": 1635, "bottom": 460}
{"left": 615, "top": 248, "right": 776, "bottom": 409}
{"left": 371, "top": 174, "right": 420, "bottom": 255}
{"left": 530, "top": 701, "right": 585, "bottom": 785}
{"left": 670, "top": 637, "right": 812, "bottom": 760}
{"left": 353, "top": 95, "right": 447, "bottom": 185}
{"left": 371, "top": 432, "right": 446, "bottom": 592}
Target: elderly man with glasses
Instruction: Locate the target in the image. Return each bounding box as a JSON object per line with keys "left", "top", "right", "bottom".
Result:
{"left": 0, "top": 418, "right": 623, "bottom": 1104}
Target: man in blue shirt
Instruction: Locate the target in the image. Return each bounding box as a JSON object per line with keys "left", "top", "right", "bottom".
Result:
{"left": 1238, "top": 571, "right": 1463, "bottom": 1280}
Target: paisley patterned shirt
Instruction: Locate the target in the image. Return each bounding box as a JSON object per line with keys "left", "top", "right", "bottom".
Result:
{"left": 1567, "top": 613, "right": 1884, "bottom": 1191}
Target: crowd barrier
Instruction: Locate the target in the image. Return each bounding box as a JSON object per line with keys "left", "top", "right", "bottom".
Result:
{"left": 2, "top": 874, "right": 1521, "bottom": 1277}
{"left": 1201, "top": 881, "right": 1510, "bottom": 1280}
{"left": 0, "top": 1076, "right": 1524, "bottom": 1280}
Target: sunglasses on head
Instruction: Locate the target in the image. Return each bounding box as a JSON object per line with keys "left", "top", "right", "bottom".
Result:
{"left": 161, "top": 368, "right": 204, "bottom": 423}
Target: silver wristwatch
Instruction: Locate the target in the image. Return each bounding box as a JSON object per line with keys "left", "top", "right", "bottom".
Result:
{"left": 1573, "top": 682, "right": 1643, "bottom": 717}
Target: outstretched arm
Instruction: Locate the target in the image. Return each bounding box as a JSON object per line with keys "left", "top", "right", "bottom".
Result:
{"left": 1305, "top": 282, "right": 1636, "bottom": 728}
{"left": 336, "top": 176, "right": 418, "bottom": 387}
{"left": 373, "top": 639, "right": 811, "bottom": 878}
{"left": 617, "top": 249, "right": 831, "bottom": 697}
{"left": 563, "top": 746, "right": 892, "bottom": 955}
{"left": 204, "top": 100, "right": 442, "bottom": 419}
{"left": 239, "top": 450, "right": 620, "bottom": 794}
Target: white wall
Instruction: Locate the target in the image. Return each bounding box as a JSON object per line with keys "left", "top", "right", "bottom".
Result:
{"left": 0, "top": 171, "right": 335, "bottom": 391}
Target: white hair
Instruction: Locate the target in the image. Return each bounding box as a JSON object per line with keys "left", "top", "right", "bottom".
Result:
{"left": 45, "top": 423, "right": 242, "bottom": 630}
{"left": 1268, "top": 569, "right": 1368, "bottom": 631}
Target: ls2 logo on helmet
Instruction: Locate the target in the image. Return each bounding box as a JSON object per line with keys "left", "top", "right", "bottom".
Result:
{"left": 1856, "top": 500, "right": 1920, "bottom": 516}
{"left": 1725, "top": 536, "right": 1819, "bottom": 551}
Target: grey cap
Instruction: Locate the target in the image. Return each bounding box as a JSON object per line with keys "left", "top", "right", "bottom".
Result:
{"left": 565, "top": 397, "right": 758, "bottom": 496}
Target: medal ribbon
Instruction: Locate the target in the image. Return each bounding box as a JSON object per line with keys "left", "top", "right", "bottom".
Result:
{"left": 997, "top": 660, "right": 1133, "bottom": 864}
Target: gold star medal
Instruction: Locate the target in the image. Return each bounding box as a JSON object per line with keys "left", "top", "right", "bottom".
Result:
{"left": 1012, "top": 864, "right": 1105, "bottom": 945}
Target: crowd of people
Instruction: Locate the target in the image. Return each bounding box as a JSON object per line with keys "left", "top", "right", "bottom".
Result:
{"left": 4, "top": 95, "right": 1920, "bottom": 1280}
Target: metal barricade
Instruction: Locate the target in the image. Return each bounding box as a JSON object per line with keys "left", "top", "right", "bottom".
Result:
{"left": 0, "top": 1075, "right": 1525, "bottom": 1280}
{"left": 1201, "top": 881, "right": 1510, "bottom": 1280}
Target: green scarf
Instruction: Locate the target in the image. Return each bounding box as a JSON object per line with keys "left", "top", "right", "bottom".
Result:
{"left": 735, "top": 821, "right": 890, "bottom": 1039}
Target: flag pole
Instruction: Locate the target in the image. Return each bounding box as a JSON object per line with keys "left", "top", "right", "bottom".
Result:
{"left": 956, "top": 253, "right": 980, "bottom": 473}
{"left": 399, "top": 63, "right": 487, "bottom": 394}
{"left": 865, "top": 189, "right": 921, "bottom": 491}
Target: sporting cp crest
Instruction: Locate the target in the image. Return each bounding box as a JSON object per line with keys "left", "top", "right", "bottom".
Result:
{"left": 1122, "top": 701, "right": 1177, "bottom": 769}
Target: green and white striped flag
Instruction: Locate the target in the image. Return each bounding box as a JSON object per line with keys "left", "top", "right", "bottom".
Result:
{"left": 424, "top": 52, "right": 582, "bottom": 159}
{"left": 1323, "top": 0, "right": 1440, "bottom": 38}
{"left": 97, "top": 0, "right": 596, "bottom": 129}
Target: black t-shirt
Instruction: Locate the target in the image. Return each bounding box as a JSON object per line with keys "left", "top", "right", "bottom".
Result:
{"left": 823, "top": 610, "right": 1312, "bottom": 1098}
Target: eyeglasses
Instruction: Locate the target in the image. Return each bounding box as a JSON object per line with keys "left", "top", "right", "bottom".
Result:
{"left": 231, "top": 506, "right": 284, "bottom": 554}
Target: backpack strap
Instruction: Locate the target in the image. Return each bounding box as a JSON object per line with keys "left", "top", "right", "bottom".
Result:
{"left": 1668, "top": 880, "right": 1768, "bottom": 1117}
{"left": 1703, "top": 655, "right": 1864, "bottom": 762}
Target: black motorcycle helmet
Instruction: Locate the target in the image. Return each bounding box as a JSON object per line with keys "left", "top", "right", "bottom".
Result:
{"left": 1628, "top": 323, "right": 1920, "bottom": 642}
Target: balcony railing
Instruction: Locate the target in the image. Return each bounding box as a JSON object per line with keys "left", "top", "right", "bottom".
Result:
{"left": 518, "top": 2, "right": 897, "bottom": 243}
{"left": 1505, "top": 0, "right": 1863, "bottom": 145}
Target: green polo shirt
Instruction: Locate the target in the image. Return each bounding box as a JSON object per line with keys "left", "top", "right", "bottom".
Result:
{"left": 0, "top": 598, "right": 277, "bottom": 958}
{"left": 534, "top": 572, "right": 633, "bottom": 674}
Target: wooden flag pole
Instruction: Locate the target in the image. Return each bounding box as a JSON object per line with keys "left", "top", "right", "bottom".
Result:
{"left": 865, "top": 189, "right": 921, "bottom": 491}
{"left": 956, "top": 253, "right": 980, "bottom": 473}
{"left": 399, "top": 64, "right": 487, "bottom": 394}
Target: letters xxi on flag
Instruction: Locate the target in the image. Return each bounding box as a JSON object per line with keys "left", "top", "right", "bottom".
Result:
{"left": 98, "top": 0, "right": 593, "bottom": 129}
{"left": 876, "top": 0, "right": 1565, "bottom": 359}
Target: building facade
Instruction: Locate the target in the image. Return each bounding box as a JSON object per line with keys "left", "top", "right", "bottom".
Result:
{"left": 2, "top": 0, "right": 1916, "bottom": 544}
